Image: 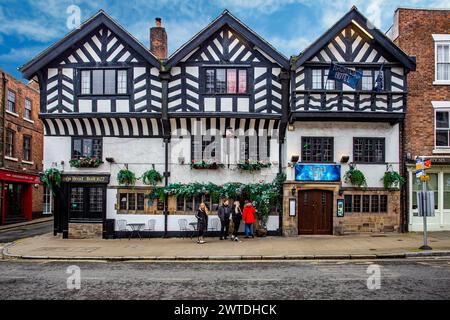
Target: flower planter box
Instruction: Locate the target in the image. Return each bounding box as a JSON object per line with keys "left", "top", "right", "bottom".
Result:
{"left": 237, "top": 161, "right": 272, "bottom": 172}
{"left": 69, "top": 157, "right": 103, "bottom": 168}
{"left": 190, "top": 161, "right": 225, "bottom": 170}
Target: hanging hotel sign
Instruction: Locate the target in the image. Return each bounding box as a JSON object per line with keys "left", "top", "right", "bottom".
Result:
{"left": 61, "top": 175, "right": 110, "bottom": 184}
{"left": 295, "top": 164, "right": 341, "bottom": 182}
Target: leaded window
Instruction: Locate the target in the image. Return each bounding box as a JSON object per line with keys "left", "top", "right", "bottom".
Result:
{"left": 353, "top": 138, "right": 385, "bottom": 163}
{"left": 204, "top": 68, "right": 248, "bottom": 94}
{"left": 72, "top": 138, "right": 102, "bottom": 159}
{"left": 302, "top": 137, "right": 334, "bottom": 163}
{"left": 80, "top": 69, "right": 128, "bottom": 95}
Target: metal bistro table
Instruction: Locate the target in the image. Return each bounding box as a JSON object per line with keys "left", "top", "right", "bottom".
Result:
{"left": 127, "top": 223, "right": 146, "bottom": 240}
{"left": 189, "top": 222, "right": 198, "bottom": 239}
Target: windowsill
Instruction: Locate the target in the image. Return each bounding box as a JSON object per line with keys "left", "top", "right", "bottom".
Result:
{"left": 5, "top": 110, "right": 19, "bottom": 117}
{"left": 433, "top": 149, "right": 450, "bottom": 154}
{"left": 4, "top": 156, "right": 19, "bottom": 162}
{"left": 202, "top": 93, "right": 251, "bottom": 97}
{"left": 433, "top": 81, "right": 450, "bottom": 86}
{"left": 22, "top": 160, "right": 34, "bottom": 165}
{"left": 78, "top": 94, "right": 131, "bottom": 98}
{"left": 23, "top": 118, "right": 35, "bottom": 124}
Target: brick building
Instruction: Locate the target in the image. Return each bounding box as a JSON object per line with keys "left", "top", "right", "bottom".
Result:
{"left": 391, "top": 8, "right": 450, "bottom": 231}
{"left": 0, "top": 69, "right": 45, "bottom": 225}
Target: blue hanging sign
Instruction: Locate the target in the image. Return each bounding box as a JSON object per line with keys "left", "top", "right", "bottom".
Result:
{"left": 295, "top": 164, "right": 341, "bottom": 182}
{"left": 327, "top": 63, "right": 362, "bottom": 89}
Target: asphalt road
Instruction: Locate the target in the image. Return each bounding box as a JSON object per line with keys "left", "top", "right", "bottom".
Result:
{"left": 0, "top": 220, "right": 53, "bottom": 243}
{"left": 0, "top": 259, "right": 449, "bottom": 300}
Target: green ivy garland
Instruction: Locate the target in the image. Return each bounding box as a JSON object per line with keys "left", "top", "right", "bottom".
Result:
{"left": 117, "top": 169, "right": 137, "bottom": 186}
{"left": 382, "top": 171, "right": 405, "bottom": 189}
{"left": 146, "top": 173, "right": 286, "bottom": 229}
{"left": 40, "top": 168, "right": 62, "bottom": 194}
{"left": 141, "top": 169, "right": 163, "bottom": 186}
{"left": 69, "top": 156, "right": 103, "bottom": 168}
{"left": 344, "top": 164, "right": 367, "bottom": 188}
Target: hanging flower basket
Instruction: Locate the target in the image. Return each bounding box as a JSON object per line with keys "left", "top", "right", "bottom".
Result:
{"left": 190, "top": 160, "right": 225, "bottom": 170}
{"left": 117, "top": 169, "right": 137, "bottom": 186}
{"left": 40, "top": 168, "right": 62, "bottom": 194}
{"left": 69, "top": 156, "right": 103, "bottom": 168}
{"left": 382, "top": 171, "right": 405, "bottom": 190}
{"left": 237, "top": 160, "right": 272, "bottom": 172}
{"left": 344, "top": 164, "right": 367, "bottom": 188}
{"left": 141, "top": 169, "right": 163, "bottom": 186}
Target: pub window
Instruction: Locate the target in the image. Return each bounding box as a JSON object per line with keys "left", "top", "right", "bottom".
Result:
{"left": 72, "top": 138, "right": 102, "bottom": 159}
{"left": 361, "top": 70, "right": 373, "bottom": 90}
{"left": 191, "top": 136, "right": 219, "bottom": 162}
{"left": 239, "top": 136, "right": 270, "bottom": 162}
{"left": 302, "top": 137, "right": 334, "bottom": 163}
{"left": 7, "top": 90, "right": 16, "bottom": 113}
{"left": 436, "top": 111, "right": 450, "bottom": 148}
{"left": 118, "top": 192, "right": 146, "bottom": 214}
{"left": 353, "top": 195, "right": 361, "bottom": 212}
{"left": 23, "top": 135, "right": 32, "bottom": 162}
{"left": 344, "top": 195, "right": 352, "bottom": 213}
{"left": 177, "top": 195, "right": 214, "bottom": 212}
{"left": 380, "top": 195, "right": 388, "bottom": 213}
{"left": 353, "top": 138, "right": 385, "bottom": 164}
{"left": 5, "top": 129, "right": 15, "bottom": 158}
{"left": 80, "top": 69, "right": 128, "bottom": 95}
{"left": 371, "top": 195, "right": 380, "bottom": 213}
{"left": 24, "top": 98, "right": 32, "bottom": 120}
{"left": 362, "top": 195, "right": 370, "bottom": 213}
{"left": 204, "top": 68, "right": 248, "bottom": 94}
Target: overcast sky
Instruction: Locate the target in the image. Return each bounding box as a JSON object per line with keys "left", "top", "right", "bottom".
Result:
{"left": 1, "top": 0, "right": 449, "bottom": 80}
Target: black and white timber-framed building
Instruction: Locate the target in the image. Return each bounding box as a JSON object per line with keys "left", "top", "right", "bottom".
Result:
{"left": 20, "top": 6, "right": 416, "bottom": 238}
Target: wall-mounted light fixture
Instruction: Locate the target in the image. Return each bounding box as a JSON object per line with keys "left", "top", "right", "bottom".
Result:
{"left": 339, "top": 188, "right": 344, "bottom": 196}
{"left": 288, "top": 124, "right": 295, "bottom": 131}
{"left": 291, "top": 186, "right": 297, "bottom": 196}
{"left": 106, "top": 157, "right": 115, "bottom": 163}
{"left": 290, "top": 155, "right": 300, "bottom": 163}
{"left": 340, "top": 155, "right": 350, "bottom": 163}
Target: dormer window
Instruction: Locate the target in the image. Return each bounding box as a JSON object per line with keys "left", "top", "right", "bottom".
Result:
{"left": 80, "top": 69, "right": 128, "bottom": 95}
{"left": 204, "top": 68, "right": 248, "bottom": 94}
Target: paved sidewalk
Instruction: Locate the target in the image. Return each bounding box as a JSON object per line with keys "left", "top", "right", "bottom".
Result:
{"left": 3, "top": 232, "right": 450, "bottom": 261}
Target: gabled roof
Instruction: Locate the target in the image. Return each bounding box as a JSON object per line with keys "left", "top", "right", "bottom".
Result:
{"left": 20, "top": 10, "right": 161, "bottom": 79}
{"left": 293, "top": 6, "right": 416, "bottom": 70}
{"left": 165, "top": 10, "right": 289, "bottom": 70}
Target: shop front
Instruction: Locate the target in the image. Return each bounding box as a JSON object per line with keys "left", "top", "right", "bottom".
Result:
{"left": 54, "top": 174, "right": 110, "bottom": 239}
{"left": 0, "top": 170, "right": 41, "bottom": 225}
{"left": 407, "top": 158, "right": 450, "bottom": 231}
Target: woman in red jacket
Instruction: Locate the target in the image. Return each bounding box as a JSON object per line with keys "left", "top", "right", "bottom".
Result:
{"left": 242, "top": 200, "right": 255, "bottom": 239}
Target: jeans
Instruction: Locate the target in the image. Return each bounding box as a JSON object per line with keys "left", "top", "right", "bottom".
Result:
{"left": 245, "top": 223, "right": 254, "bottom": 237}
{"left": 220, "top": 219, "right": 230, "bottom": 238}
{"left": 232, "top": 219, "right": 241, "bottom": 237}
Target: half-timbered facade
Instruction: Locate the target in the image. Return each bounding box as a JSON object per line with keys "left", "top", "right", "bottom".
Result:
{"left": 282, "top": 7, "right": 416, "bottom": 236}
{"left": 20, "top": 10, "right": 290, "bottom": 238}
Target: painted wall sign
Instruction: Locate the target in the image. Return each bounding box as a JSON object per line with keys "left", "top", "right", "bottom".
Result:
{"left": 62, "top": 175, "right": 110, "bottom": 184}
{"left": 337, "top": 199, "right": 344, "bottom": 217}
{"left": 295, "top": 164, "right": 341, "bottom": 182}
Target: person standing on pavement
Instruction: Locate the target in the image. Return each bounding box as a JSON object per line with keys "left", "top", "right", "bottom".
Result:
{"left": 218, "top": 199, "right": 232, "bottom": 240}
{"left": 231, "top": 201, "right": 242, "bottom": 242}
{"left": 242, "top": 200, "right": 255, "bottom": 239}
{"left": 195, "top": 202, "right": 209, "bottom": 244}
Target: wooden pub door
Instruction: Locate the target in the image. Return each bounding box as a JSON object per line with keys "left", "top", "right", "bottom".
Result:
{"left": 298, "top": 190, "right": 333, "bottom": 235}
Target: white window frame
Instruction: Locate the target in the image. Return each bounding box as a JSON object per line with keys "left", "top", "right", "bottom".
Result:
{"left": 43, "top": 186, "right": 53, "bottom": 215}
{"left": 433, "top": 34, "right": 450, "bottom": 85}
{"left": 433, "top": 101, "right": 450, "bottom": 153}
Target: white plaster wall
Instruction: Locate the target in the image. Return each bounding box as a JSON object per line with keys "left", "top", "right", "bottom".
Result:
{"left": 169, "top": 136, "right": 280, "bottom": 184}
{"left": 285, "top": 122, "right": 400, "bottom": 188}
{"left": 44, "top": 136, "right": 165, "bottom": 185}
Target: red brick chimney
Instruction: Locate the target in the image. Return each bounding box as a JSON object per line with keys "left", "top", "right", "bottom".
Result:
{"left": 150, "top": 17, "right": 167, "bottom": 60}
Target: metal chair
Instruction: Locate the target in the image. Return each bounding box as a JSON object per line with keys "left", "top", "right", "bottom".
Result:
{"left": 116, "top": 219, "right": 128, "bottom": 231}
{"left": 178, "top": 219, "right": 190, "bottom": 238}
{"left": 208, "top": 218, "right": 220, "bottom": 232}
{"left": 147, "top": 219, "right": 156, "bottom": 231}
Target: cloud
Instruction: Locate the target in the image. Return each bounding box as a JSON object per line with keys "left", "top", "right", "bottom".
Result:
{"left": 0, "top": 46, "right": 47, "bottom": 64}
{"left": 269, "top": 36, "right": 312, "bottom": 56}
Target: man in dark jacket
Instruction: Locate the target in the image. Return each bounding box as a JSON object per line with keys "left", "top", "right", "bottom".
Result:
{"left": 218, "top": 200, "right": 231, "bottom": 240}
